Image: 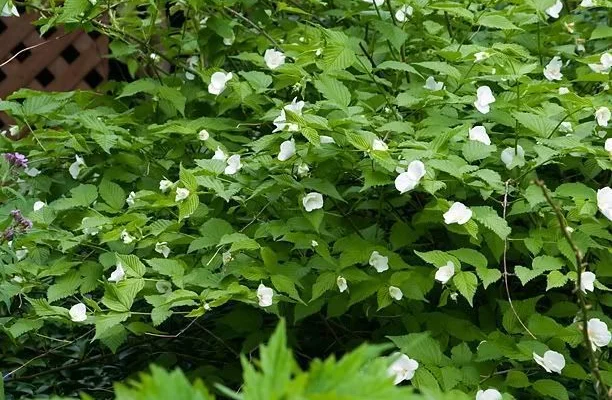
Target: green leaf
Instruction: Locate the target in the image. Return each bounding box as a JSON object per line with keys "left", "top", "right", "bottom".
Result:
{"left": 70, "top": 184, "right": 98, "bottom": 207}
{"left": 99, "top": 179, "right": 126, "bottom": 210}
{"left": 7, "top": 319, "right": 44, "bottom": 339}
{"left": 116, "top": 254, "right": 146, "bottom": 277}
{"left": 533, "top": 379, "right": 569, "bottom": 400}
{"left": 311, "top": 272, "right": 337, "bottom": 301}
{"left": 188, "top": 218, "right": 234, "bottom": 253}
{"left": 48, "top": 270, "right": 82, "bottom": 303}
{"left": 462, "top": 141, "right": 495, "bottom": 162}
{"left": 219, "top": 233, "right": 260, "bottom": 252}
{"left": 478, "top": 15, "right": 520, "bottom": 30}
{"left": 448, "top": 248, "right": 487, "bottom": 269}
{"left": 475, "top": 267, "right": 502, "bottom": 289}
{"left": 157, "top": 86, "right": 186, "bottom": 116}
{"left": 321, "top": 31, "right": 356, "bottom": 71}
{"left": 178, "top": 194, "right": 199, "bottom": 221}
{"left": 471, "top": 206, "right": 511, "bottom": 240}
{"left": 453, "top": 271, "right": 478, "bottom": 306}
{"left": 314, "top": 76, "right": 351, "bottom": 109}
{"left": 415, "top": 250, "right": 461, "bottom": 268}
{"left": 546, "top": 271, "right": 568, "bottom": 291}
{"left": 413, "top": 61, "right": 461, "bottom": 80}
{"left": 387, "top": 332, "right": 444, "bottom": 365}
{"left": 94, "top": 312, "right": 130, "bottom": 340}
{"left": 373, "top": 20, "right": 408, "bottom": 51}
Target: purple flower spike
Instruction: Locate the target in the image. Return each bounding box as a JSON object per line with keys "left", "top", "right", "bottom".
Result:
{"left": 4, "top": 152, "right": 28, "bottom": 168}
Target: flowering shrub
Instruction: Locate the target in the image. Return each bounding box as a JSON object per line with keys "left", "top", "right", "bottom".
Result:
{"left": 0, "top": 0, "right": 611, "bottom": 398}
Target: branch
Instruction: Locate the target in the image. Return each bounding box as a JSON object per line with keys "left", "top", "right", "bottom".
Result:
{"left": 535, "top": 179, "right": 610, "bottom": 399}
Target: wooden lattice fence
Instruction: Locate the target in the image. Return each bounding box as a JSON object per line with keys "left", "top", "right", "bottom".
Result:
{"left": 0, "top": 13, "right": 108, "bottom": 128}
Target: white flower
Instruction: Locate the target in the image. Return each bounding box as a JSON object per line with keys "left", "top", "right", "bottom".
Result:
{"left": 597, "top": 187, "right": 612, "bottom": 221}
{"left": 389, "top": 286, "right": 403, "bottom": 300}
{"left": 273, "top": 98, "right": 305, "bottom": 132}
{"left": 15, "top": 248, "right": 28, "bottom": 261}
{"left": 208, "top": 71, "right": 233, "bottom": 95}
{"left": 126, "top": 191, "right": 136, "bottom": 206}
{"left": 33, "top": 201, "right": 46, "bottom": 211}
{"left": 501, "top": 145, "right": 525, "bottom": 169}
{"left": 319, "top": 135, "right": 335, "bottom": 144}
{"left": 372, "top": 138, "right": 388, "bottom": 151}
{"left": 543, "top": 57, "right": 563, "bottom": 81}
{"left": 185, "top": 56, "right": 198, "bottom": 80}
{"left": 175, "top": 187, "right": 190, "bottom": 202}
{"left": 302, "top": 192, "right": 324, "bottom": 212}
{"left": 450, "top": 292, "right": 459, "bottom": 301}
{"left": 435, "top": 261, "right": 455, "bottom": 284}
{"left": 443, "top": 202, "right": 472, "bottom": 225}
{"left": 69, "top": 155, "right": 86, "bottom": 179}
{"left": 297, "top": 163, "right": 310, "bottom": 177}
{"left": 337, "top": 276, "right": 348, "bottom": 292}
{"left": 545, "top": 0, "right": 563, "bottom": 18}
{"left": 580, "top": 0, "right": 595, "bottom": 6}
{"left": 257, "top": 283, "right": 274, "bottom": 307}
{"left": 12, "top": 276, "right": 23, "bottom": 283}
{"left": 369, "top": 251, "right": 389, "bottom": 273}
{"left": 474, "top": 86, "right": 495, "bottom": 114}
{"left": 223, "top": 35, "right": 234, "bottom": 46}
{"left": 222, "top": 251, "right": 233, "bottom": 265}
{"left": 388, "top": 353, "right": 419, "bottom": 385}
{"left": 395, "top": 5, "right": 413, "bottom": 22}
{"left": 155, "top": 242, "right": 171, "bottom": 258}
{"left": 264, "top": 49, "right": 286, "bottom": 70}
{"left": 474, "top": 51, "right": 490, "bottom": 62}
{"left": 558, "top": 87, "right": 570, "bottom": 95}
{"left": 198, "top": 129, "right": 210, "bottom": 141}
{"left": 159, "top": 179, "right": 174, "bottom": 192}
{"left": 212, "top": 147, "right": 228, "bottom": 161}
{"left": 278, "top": 139, "right": 296, "bottom": 161}
{"left": 25, "top": 167, "right": 41, "bottom": 177}
{"left": 424, "top": 76, "right": 444, "bottom": 91}
{"left": 581, "top": 271, "right": 596, "bottom": 293}
{"left": 595, "top": 107, "right": 610, "bottom": 127}
{"left": 364, "top": 0, "right": 385, "bottom": 6}
{"left": 395, "top": 160, "right": 426, "bottom": 194}
{"left": 587, "top": 318, "right": 611, "bottom": 349}
{"left": 224, "top": 154, "right": 242, "bottom": 175}
{"left": 533, "top": 350, "right": 565, "bottom": 374}
{"left": 605, "top": 138, "right": 612, "bottom": 154}
{"left": 149, "top": 53, "right": 160, "bottom": 62}
{"left": 588, "top": 63, "right": 608, "bottom": 74}
{"left": 315, "top": 48, "right": 323, "bottom": 57}
{"left": 1, "top": 2, "right": 19, "bottom": 17}
{"left": 108, "top": 263, "right": 125, "bottom": 283}
{"left": 120, "top": 229, "right": 135, "bottom": 244}
{"left": 469, "top": 126, "right": 491, "bottom": 145}
{"left": 69, "top": 303, "right": 87, "bottom": 322}
{"left": 559, "top": 122, "right": 573, "bottom": 133}
{"left": 476, "top": 389, "right": 502, "bottom": 400}
{"left": 601, "top": 53, "right": 612, "bottom": 70}
{"left": 311, "top": 240, "right": 319, "bottom": 247}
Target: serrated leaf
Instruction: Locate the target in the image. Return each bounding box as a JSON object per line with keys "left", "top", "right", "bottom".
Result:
{"left": 178, "top": 193, "right": 199, "bottom": 221}
{"left": 479, "top": 14, "right": 520, "bottom": 30}
{"left": 311, "top": 272, "right": 337, "bottom": 301}
{"left": 453, "top": 271, "right": 478, "bottom": 306}
{"left": 546, "top": 271, "right": 568, "bottom": 291}
{"left": 99, "top": 179, "right": 126, "bottom": 210}
{"left": 116, "top": 254, "right": 146, "bottom": 277}
{"left": 471, "top": 206, "right": 511, "bottom": 240}
{"left": 314, "top": 76, "right": 351, "bottom": 109}
{"left": 533, "top": 379, "right": 569, "bottom": 400}
{"left": 476, "top": 267, "right": 502, "bottom": 289}
{"left": 48, "top": 270, "right": 82, "bottom": 303}
{"left": 7, "top": 319, "right": 44, "bottom": 339}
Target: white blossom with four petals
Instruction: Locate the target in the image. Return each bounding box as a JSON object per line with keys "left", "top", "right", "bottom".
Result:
{"left": 435, "top": 261, "right": 455, "bottom": 284}
{"left": 558, "top": 87, "right": 570, "bottom": 95}
{"left": 476, "top": 389, "right": 502, "bottom": 400}
{"left": 545, "top": 0, "right": 563, "bottom": 18}
{"left": 208, "top": 71, "right": 233, "bottom": 95}
{"left": 225, "top": 154, "right": 242, "bottom": 175}
{"left": 198, "top": 129, "right": 210, "bottom": 141}
{"left": 372, "top": 138, "right": 388, "bottom": 151}
{"left": 444, "top": 202, "right": 473, "bottom": 225}
{"left": 587, "top": 318, "right": 611, "bottom": 350}
{"left": 543, "top": 56, "right": 563, "bottom": 81}
{"left": 264, "top": 49, "right": 286, "bottom": 70}
{"left": 387, "top": 353, "right": 419, "bottom": 385}
{"left": 108, "top": 263, "right": 125, "bottom": 283}
{"left": 469, "top": 126, "right": 491, "bottom": 145}
{"left": 319, "top": 135, "right": 335, "bottom": 144}
{"left": 595, "top": 107, "right": 610, "bottom": 127}
{"left": 474, "top": 51, "right": 490, "bottom": 62}
{"left": 159, "top": 179, "right": 174, "bottom": 193}
{"left": 501, "top": 145, "right": 525, "bottom": 169}
{"left": 395, "top": 160, "right": 426, "bottom": 193}
{"left": 278, "top": 139, "right": 296, "bottom": 161}
{"left": 597, "top": 187, "right": 612, "bottom": 221}
{"left": 273, "top": 98, "right": 305, "bottom": 132}
{"left": 395, "top": 5, "right": 413, "bottom": 22}
{"left": 69, "top": 155, "right": 86, "bottom": 179}
{"left": 212, "top": 147, "right": 228, "bottom": 161}
{"left": 175, "top": 188, "right": 190, "bottom": 202}
{"left": 33, "top": 201, "right": 46, "bottom": 211}
{"left": 580, "top": 0, "right": 595, "bottom": 6}
{"left": 369, "top": 251, "right": 389, "bottom": 273}
{"left": 389, "top": 286, "right": 403, "bottom": 300}
{"left": 424, "top": 76, "right": 444, "bottom": 91}
{"left": 559, "top": 122, "right": 573, "bottom": 133}
{"left": 155, "top": 242, "right": 171, "bottom": 258}
{"left": 257, "top": 283, "right": 274, "bottom": 307}
{"left": 581, "top": 271, "right": 596, "bottom": 293}
{"left": 126, "top": 191, "right": 136, "bottom": 206}
{"left": 533, "top": 350, "right": 565, "bottom": 374}
{"left": 69, "top": 303, "right": 87, "bottom": 322}
{"left": 302, "top": 192, "right": 324, "bottom": 212}
{"left": 364, "top": 0, "right": 385, "bottom": 6}
{"left": 120, "top": 229, "right": 135, "bottom": 244}
{"left": 474, "top": 86, "right": 495, "bottom": 114}
{"left": 337, "top": 276, "right": 348, "bottom": 293}
{"left": 605, "top": 138, "right": 612, "bottom": 154}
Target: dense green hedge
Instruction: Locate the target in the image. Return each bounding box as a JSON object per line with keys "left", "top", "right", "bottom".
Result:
{"left": 1, "top": 0, "right": 611, "bottom": 398}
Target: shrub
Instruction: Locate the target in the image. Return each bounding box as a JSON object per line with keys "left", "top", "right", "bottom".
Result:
{"left": 0, "top": 0, "right": 611, "bottom": 398}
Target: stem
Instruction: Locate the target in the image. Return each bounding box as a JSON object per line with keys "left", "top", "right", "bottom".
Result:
{"left": 535, "top": 180, "right": 610, "bottom": 399}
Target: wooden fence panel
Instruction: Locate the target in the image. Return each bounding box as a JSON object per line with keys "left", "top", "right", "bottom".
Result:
{"left": 0, "top": 14, "right": 108, "bottom": 128}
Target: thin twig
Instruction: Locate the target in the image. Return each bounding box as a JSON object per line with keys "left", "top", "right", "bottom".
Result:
{"left": 502, "top": 180, "right": 537, "bottom": 339}
{"left": 535, "top": 180, "right": 611, "bottom": 399}
{"left": 144, "top": 317, "right": 199, "bottom": 338}
{"left": 223, "top": 6, "right": 281, "bottom": 49}
{"left": 3, "top": 329, "right": 95, "bottom": 380}
{"left": 0, "top": 34, "right": 69, "bottom": 68}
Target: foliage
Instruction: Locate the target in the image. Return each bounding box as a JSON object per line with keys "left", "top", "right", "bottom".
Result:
{"left": 0, "top": 0, "right": 611, "bottom": 398}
